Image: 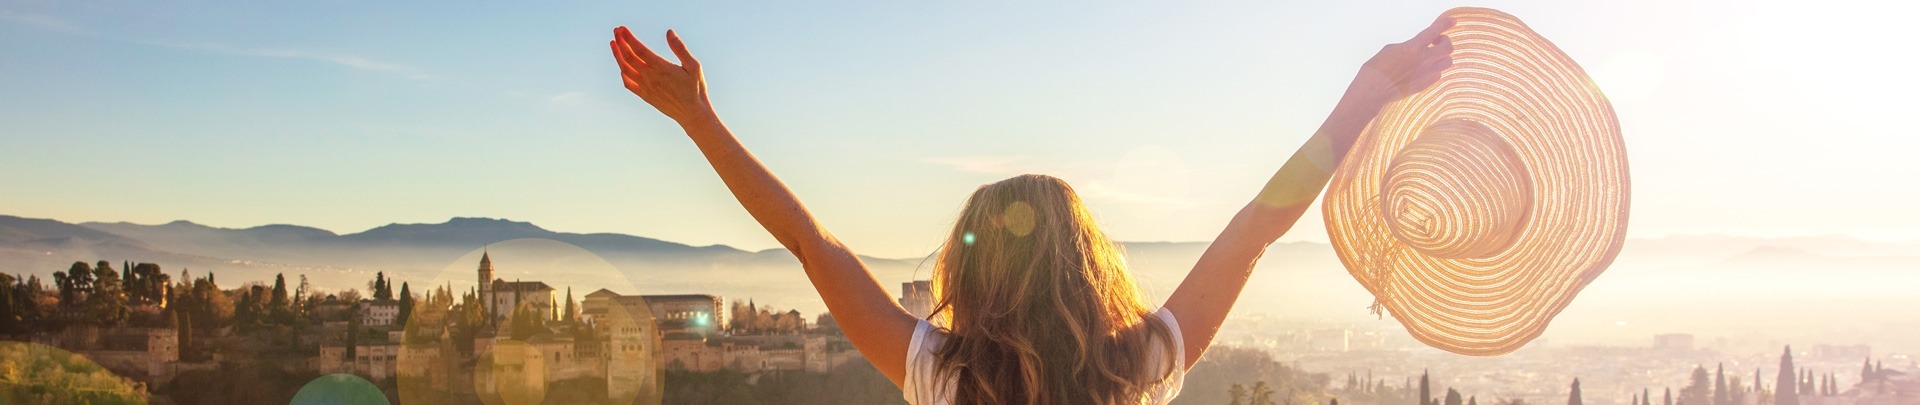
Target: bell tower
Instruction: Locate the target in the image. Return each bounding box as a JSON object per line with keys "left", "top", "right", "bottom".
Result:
{"left": 477, "top": 251, "right": 495, "bottom": 300}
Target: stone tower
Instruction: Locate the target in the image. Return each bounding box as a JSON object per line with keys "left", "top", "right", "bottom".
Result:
{"left": 478, "top": 251, "right": 495, "bottom": 301}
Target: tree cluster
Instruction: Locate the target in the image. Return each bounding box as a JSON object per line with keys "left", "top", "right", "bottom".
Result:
{"left": 1629, "top": 344, "right": 1862, "bottom": 405}
{"left": 1179, "top": 346, "right": 1330, "bottom": 405}
{"left": 1336, "top": 368, "right": 1569, "bottom": 405}
{"left": 0, "top": 272, "right": 57, "bottom": 333}
{"left": 728, "top": 299, "right": 806, "bottom": 334}
{"left": 1336, "top": 369, "right": 1412, "bottom": 405}
{"left": 3, "top": 261, "right": 182, "bottom": 332}
{"left": 370, "top": 272, "right": 394, "bottom": 302}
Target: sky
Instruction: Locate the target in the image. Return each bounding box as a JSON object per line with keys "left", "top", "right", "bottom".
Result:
{"left": 2, "top": 0, "right": 1917, "bottom": 259}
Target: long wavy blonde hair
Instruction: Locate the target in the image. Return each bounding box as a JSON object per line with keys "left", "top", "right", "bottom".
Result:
{"left": 929, "top": 174, "right": 1178, "bottom": 404}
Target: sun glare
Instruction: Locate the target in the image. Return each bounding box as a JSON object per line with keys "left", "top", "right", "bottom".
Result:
{"left": 1591, "top": 50, "right": 1664, "bottom": 104}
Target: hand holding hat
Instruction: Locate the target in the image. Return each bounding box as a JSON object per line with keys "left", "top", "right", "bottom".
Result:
{"left": 1325, "top": 7, "right": 1630, "bottom": 356}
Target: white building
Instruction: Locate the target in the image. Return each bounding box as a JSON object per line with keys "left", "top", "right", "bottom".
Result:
{"left": 475, "top": 252, "right": 557, "bottom": 323}
{"left": 361, "top": 301, "right": 400, "bottom": 327}
{"left": 582, "top": 289, "right": 723, "bottom": 338}
{"left": 1309, "top": 329, "right": 1351, "bottom": 352}
{"left": 1653, "top": 333, "right": 1694, "bottom": 350}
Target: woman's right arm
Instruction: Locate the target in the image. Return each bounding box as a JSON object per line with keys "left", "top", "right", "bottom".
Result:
{"left": 610, "top": 26, "right": 917, "bottom": 386}
{"left": 1161, "top": 16, "right": 1456, "bottom": 369}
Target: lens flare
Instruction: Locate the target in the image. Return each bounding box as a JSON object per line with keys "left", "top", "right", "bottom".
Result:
{"left": 292, "top": 373, "right": 389, "bottom": 405}
{"left": 1003, "top": 201, "right": 1037, "bottom": 237}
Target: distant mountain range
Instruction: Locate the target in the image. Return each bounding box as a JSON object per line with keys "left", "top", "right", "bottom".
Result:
{"left": 4, "top": 214, "right": 1918, "bottom": 348}
{"left": 0, "top": 214, "right": 1294, "bottom": 298}
{"left": 0, "top": 215, "right": 938, "bottom": 305}
{"left": 75, "top": 216, "right": 754, "bottom": 271}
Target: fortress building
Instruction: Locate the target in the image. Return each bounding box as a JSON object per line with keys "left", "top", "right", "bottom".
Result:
{"left": 476, "top": 252, "right": 557, "bottom": 323}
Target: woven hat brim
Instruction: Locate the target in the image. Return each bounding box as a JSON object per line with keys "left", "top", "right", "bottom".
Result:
{"left": 1323, "top": 7, "right": 1630, "bottom": 356}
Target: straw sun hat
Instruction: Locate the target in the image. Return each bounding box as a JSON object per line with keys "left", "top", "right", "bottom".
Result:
{"left": 1323, "top": 7, "right": 1630, "bottom": 356}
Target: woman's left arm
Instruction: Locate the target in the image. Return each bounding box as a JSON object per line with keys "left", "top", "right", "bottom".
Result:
{"left": 1162, "top": 17, "right": 1455, "bottom": 369}
{"left": 610, "top": 27, "right": 917, "bottom": 386}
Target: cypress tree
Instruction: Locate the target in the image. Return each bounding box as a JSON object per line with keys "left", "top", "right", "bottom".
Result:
{"left": 120, "top": 262, "right": 132, "bottom": 303}
{"left": 1569, "top": 378, "right": 1583, "bottom": 405}
{"left": 1776, "top": 346, "right": 1799, "bottom": 405}
{"left": 397, "top": 282, "right": 414, "bottom": 325}
{"left": 271, "top": 273, "right": 289, "bottom": 308}
{"left": 1683, "top": 365, "right": 1712, "bottom": 405}
{"left": 1716, "top": 364, "right": 1729, "bottom": 405}
{"left": 563, "top": 287, "right": 576, "bottom": 323}
{"left": 235, "top": 289, "right": 255, "bottom": 326}
{"left": 1420, "top": 370, "right": 1431, "bottom": 405}
{"left": 377, "top": 272, "right": 394, "bottom": 301}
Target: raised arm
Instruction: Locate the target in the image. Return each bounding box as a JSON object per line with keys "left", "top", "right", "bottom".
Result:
{"left": 1161, "top": 17, "right": 1456, "bottom": 368}
{"left": 609, "top": 26, "right": 917, "bottom": 385}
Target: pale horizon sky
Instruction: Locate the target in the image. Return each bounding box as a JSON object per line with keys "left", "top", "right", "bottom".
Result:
{"left": 3, "top": 0, "right": 1917, "bottom": 258}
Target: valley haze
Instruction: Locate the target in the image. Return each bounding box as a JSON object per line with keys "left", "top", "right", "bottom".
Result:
{"left": 2, "top": 214, "right": 1915, "bottom": 354}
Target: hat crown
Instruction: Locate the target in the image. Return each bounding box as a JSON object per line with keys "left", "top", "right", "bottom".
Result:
{"left": 1381, "top": 119, "right": 1534, "bottom": 260}
{"left": 1323, "top": 6, "right": 1629, "bottom": 356}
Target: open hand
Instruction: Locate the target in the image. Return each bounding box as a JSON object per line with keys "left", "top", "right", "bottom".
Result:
{"left": 610, "top": 26, "right": 715, "bottom": 126}
{"left": 1349, "top": 16, "right": 1456, "bottom": 107}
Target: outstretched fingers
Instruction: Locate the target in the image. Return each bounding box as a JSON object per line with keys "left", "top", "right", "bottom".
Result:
{"left": 615, "top": 26, "right": 669, "bottom": 67}
{"left": 1410, "top": 16, "right": 1457, "bottom": 45}
{"left": 611, "top": 40, "right": 641, "bottom": 76}
{"left": 666, "top": 29, "right": 700, "bottom": 73}
{"left": 611, "top": 39, "right": 657, "bottom": 91}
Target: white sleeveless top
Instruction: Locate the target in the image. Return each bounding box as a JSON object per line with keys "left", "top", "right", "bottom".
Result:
{"left": 902, "top": 308, "right": 1188, "bottom": 404}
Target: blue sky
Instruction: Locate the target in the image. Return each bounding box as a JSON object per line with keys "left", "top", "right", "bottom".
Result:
{"left": 3, "top": 0, "right": 1916, "bottom": 258}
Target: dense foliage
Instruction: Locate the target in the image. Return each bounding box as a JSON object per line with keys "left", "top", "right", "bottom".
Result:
{"left": 0, "top": 341, "right": 146, "bottom": 405}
